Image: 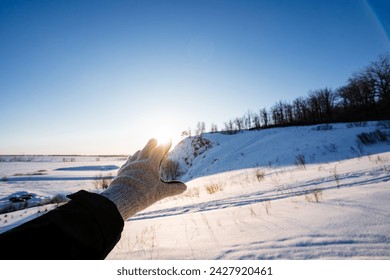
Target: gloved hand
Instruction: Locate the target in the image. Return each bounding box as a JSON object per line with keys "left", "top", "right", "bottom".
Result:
{"left": 101, "top": 139, "right": 187, "bottom": 220}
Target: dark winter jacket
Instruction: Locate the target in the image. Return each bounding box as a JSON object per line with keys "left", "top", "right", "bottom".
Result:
{"left": 0, "top": 190, "right": 124, "bottom": 260}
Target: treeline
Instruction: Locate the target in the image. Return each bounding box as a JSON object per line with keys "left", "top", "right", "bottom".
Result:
{"left": 184, "top": 53, "right": 390, "bottom": 136}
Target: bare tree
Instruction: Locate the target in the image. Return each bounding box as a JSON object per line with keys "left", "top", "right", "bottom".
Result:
{"left": 244, "top": 110, "right": 253, "bottom": 129}
{"left": 234, "top": 117, "right": 244, "bottom": 131}
{"left": 224, "top": 120, "right": 234, "bottom": 133}
{"left": 337, "top": 74, "right": 376, "bottom": 120}
{"left": 181, "top": 127, "right": 192, "bottom": 137}
{"left": 292, "top": 97, "right": 308, "bottom": 124}
{"left": 253, "top": 112, "right": 261, "bottom": 129}
{"left": 366, "top": 54, "right": 390, "bottom": 110}
{"left": 210, "top": 123, "right": 218, "bottom": 133}
{"left": 260, "top": 107, "right": 269, "bottom": 127}
{"left": 195, "top": 122, "right": 206, "bottom": 135}
{"left": 271, "top": 101, "right": 286, "bottom": 125}
{"left": 283, "top": 102, "right": 294, "bottom": 124}
{"left": 306, "top": 88, "right": 335, "bottom": 123}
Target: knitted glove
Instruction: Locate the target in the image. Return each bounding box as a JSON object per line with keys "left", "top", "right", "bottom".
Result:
{"left": 101, "top": 139, "right": 187, "bottom": 220}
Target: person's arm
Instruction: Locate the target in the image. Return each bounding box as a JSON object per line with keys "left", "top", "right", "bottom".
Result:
{"left": 0, "top": 139, "right": 187, "bottom": 260}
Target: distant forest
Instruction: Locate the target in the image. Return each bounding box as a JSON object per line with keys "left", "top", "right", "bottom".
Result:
{"left": 187, "top": 53, "right": 390, "bottom": 136}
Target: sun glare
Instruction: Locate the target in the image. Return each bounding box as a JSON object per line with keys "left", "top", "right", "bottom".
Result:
{"left": 143, "top": 116, "right": 184, "bottom": 151}
{"left": 154, "top": 125, "right": 177, "bottom": 147}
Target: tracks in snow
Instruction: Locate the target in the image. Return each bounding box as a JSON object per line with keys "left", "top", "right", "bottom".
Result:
{"left": 128, "top": 167, "right": 390, "bottom": 222}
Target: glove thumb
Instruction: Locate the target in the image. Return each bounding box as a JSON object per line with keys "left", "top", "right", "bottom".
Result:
{"left": 158, "top": 180, "right": 187, "bottom": 200}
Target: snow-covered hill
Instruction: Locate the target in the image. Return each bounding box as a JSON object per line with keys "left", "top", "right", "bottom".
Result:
{"left": 167, "top": 122, "right": 390, "bottom": 182}
{"left": 1, "top": 121, "right": 389, "bottom": 259}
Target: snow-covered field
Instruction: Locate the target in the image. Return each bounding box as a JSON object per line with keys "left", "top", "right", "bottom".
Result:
{"left": 1, "top": 122, "right": 389, "bottom": 259}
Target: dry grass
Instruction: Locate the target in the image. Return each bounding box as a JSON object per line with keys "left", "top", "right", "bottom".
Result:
{"left": 294, "top": 153, "right": 306, "bottom": 169}
{"left": 182, "top": 187, "right": 200, "bottom": 198}
{"left": 248, "top": 204, "right": 261, "bottom": 217}
{"left": 205, "top": 183, "right": 223, "bottom": 194}
{"left": 134, "top": 225, "right": 158, "bottom": 259}
{"left": 254, "top": 168, "right": 265, "bottom": 182}
{"left": 93, "top": 173, "right": 112, "bottom": 189}
{"left": 333, "top": 165, "right": 340, "bottom": 188}
{"left": 13, "top": 170, "right": 47, "bottom": 176}
{"left": 263, "top": 200, "right": 271, "bottom": 215}
{"left": 305, "top": 188, "right": 323, "bottom": 203}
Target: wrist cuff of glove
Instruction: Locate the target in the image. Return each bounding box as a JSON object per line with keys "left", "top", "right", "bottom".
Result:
{"left": 101, "top": 177, "right": 148, "bottom": 220}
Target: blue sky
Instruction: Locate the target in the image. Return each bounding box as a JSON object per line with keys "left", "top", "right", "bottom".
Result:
{"left": 1, "top": 0, "right": 389, "bottom": 155}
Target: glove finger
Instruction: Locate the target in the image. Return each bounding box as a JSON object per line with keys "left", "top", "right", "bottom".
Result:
{"left": 157, "top": 181, "right": 187, "bottom": 200}
{"left": 138, "top": 138, "right": 158, "bottom": 159}
{"left": 130, "top": 150, "right": 141, "bottom": 162}
{"left": 117, "top": 150, "right": 140, "bottom": 174}
{"left": 151, "top": 140, "right": 172, "bottom": 167}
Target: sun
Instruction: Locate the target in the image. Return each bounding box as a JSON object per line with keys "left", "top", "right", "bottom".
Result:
{"left": 153, "top": 125, "right": 177, "bottom": 146}
{"left": 155, "top": 127, "right": 172, "bottom": 145}
{"left": 142, "top": 115, "right": 184, "bottom": 150}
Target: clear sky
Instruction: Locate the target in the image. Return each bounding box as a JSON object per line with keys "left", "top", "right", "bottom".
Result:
{"left": 1, "top": 0, "right": 389, "bottom": 155}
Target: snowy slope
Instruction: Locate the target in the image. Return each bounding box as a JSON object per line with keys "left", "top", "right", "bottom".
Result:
{"left": 167, "top": 122, "right": 389, "bottom": 182}
{"left": 1, "top": 121, "right": 389, "bottom": 259}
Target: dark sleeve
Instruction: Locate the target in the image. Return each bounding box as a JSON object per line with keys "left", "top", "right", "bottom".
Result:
{"left": 0, "top": 190, "right": 124, "bottom": 260}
